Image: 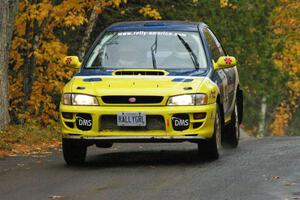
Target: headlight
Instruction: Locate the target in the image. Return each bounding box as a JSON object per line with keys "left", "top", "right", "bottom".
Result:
{"left": 62, "top": 94, "right": 99, "bottom": 105}
{"left": 167, "top": 94, "right": 208, "bottom": 106}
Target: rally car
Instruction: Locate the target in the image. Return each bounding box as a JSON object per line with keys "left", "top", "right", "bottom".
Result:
{"left": 60, "top": 21, "right": 243, "bottom": 165}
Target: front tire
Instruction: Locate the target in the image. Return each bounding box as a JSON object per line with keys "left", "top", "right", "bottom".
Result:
{"left": 62, "top": 138, "right": 87, "bottom": 165}
{"left": 198, "top": 104, "right": 222, "bottom": 160}
{"left": 223, "top": 103, "right": 240, "bottom": 148}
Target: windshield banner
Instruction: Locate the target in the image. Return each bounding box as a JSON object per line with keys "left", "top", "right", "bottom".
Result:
{"left": 117, "top": 31, "right": 187, "bottom": 37}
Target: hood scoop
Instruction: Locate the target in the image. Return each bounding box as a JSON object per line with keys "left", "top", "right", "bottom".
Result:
{"left": 113, "top": 69, "right": 168, "bottom": 76}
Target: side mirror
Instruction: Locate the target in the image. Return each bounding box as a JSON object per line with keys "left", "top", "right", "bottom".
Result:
{"left": 63, "top": 56, "right": 81, "bottom": 69}
{"left": 213, "top": 56, "right": 237, "bottom": 70}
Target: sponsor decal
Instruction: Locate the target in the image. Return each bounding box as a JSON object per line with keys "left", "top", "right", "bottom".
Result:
{"left": 172, "top": 117, "right": 189, "bottom": 126}
{"left": 77, "top": 116, "right": 92, "bottom": 126}
{"left": 224, "top": 57, "right": 232, "bottom": 65}
{"left": 66, "top": 57, "right": 72, "bottom": 65}
{"left": 117, "top": 31, "right": 187, "bottom": 37}
{"left": 76, "top": 114, "right": 92, "bottom": 131}
{"left": 172, "top": 114, "right": 189, "bottom": 131}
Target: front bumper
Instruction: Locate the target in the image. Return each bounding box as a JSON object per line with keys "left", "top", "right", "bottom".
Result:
{"left": 62, "top": 135, "right": 206, "bottom": 143}
{"left": 60, "top": 103, "right": 216, "bottom": 140}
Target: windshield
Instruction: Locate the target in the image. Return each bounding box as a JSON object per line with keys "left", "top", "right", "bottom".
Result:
{"left": 85, "top": 31, "right": 207, "bottom": 70}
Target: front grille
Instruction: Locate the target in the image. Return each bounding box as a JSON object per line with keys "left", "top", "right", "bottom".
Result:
{"left": 102, "top": 96, "right": 163, "bottom": 104}
{"left": 100, "top": 115, "right": 165, "bottom": 131}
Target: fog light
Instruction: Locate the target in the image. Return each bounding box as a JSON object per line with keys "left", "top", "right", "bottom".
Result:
{"left": 62, "top": 112, "right": 73, "bottom": 119}
{"left": 193, "top": 113, "right": 206, "bottom": 119}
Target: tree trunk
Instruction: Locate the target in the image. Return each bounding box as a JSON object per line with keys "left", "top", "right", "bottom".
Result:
{"left": 0, "top": 0, "right": 19, "bottom": 129}
{"left": 23, "top": 19, "right": 40, "bottom": 110}
{"left": 78, "top": 7, "right": 98, "bottom": 60}
{"left": 258, "top": 96, "right": 267, "bottom": 138}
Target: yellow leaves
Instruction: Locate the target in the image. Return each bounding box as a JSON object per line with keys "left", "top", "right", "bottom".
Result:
{"left": 273, "top": 28, "right": 283, "bottom": 35}
{"left": 271, "top": 97, "right": 298, "bottom": 136}
{"left": 63, "top": 15, "right": 87, "bottom": 27}
{"left": 220, "top": 0, "right": 229, "bottom": 8}
{"left": 220, "top": 0, "right": 237, "bottom": 9}
{"left": 10, "top": 0, "right": 164, "bottom": 126}
{"left": 270, "top": 0, "right": 300, "bottom": 136}
{"left": 27, "top": 2, "right": 52, "bottom": 25}
{"left": 139, "top": 5, "right": 162, "bottom": 20}
{"left": 92, "top": 0, "right": 127, "bottom": 15}
{"left": 14, "top": 6, "right": 29, "bottom": 37}
{"left": 9, "top": 0, "right": 84, "bottom": 125}
{"left": 111, "top": 0, "right": 126, "bottom": 7}
{"left": 249, "top": 27, "right": 257, "bottom": 33}
{"left": 287, "top": 80, "right": 300, "bottom": 93}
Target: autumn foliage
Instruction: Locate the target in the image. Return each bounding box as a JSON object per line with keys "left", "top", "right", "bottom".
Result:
{"left": 270, "top": 0, "right": 300, "bottom": 136}
{"left": 6, "top": 0, "right": 300, "bottom": 136}
{"left": 139, "top": 4, "right": 162, "bottom": 20}
{"left": 9, "top": 0, "right": 88, "bottom": 125}
{"left": 9, "top": 0, "right": 160, "bottom": 126}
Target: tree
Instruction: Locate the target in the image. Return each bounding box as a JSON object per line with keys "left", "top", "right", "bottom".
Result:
{"left": 9, "top": 0, "right": 89, "bottom": 125}
{"left": 78, "top": 0, "right": 128, "bottom": 60}
{"left": 270, "top": 0, "right": 300, "bottom": 136}
{"left": 9, "top": 0, "right": 161, "bottom": 125}
{"left": 0, "top": 0, "right": 19, "bottom": 129}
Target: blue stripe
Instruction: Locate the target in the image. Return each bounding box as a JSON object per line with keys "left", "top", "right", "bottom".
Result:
{"left": 106, "top": 21, "right": 199, "bottom": 32}
{"left": 172, "top": 78, "right": 193, "bottom": 82}
{"left": 83, "top": 78, "right": 102, "bottom": 82}
{"left": 75, "top": 69, "right": 207, "bottom": 77}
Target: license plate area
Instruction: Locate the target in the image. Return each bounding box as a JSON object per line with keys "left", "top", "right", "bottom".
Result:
{"left": 117, "top": 112, "right": 146, "bottom": 127}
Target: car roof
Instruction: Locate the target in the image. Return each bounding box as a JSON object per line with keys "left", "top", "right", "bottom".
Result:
{"left": 106, "top": 21, "right": 207, "bottom": 32}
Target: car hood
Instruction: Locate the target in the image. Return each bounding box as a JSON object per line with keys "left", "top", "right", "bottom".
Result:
{"left": 68, "top": 76, "right": 207, "bottom": 96}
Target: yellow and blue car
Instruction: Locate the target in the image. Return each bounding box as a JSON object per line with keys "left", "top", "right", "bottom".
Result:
{"left": 60, "top": 21, "right": 243, "bottom": 165}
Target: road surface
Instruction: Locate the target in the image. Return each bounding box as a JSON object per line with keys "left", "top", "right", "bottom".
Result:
{"left": 0, "top": 135, "right": 299, "bottom": 200}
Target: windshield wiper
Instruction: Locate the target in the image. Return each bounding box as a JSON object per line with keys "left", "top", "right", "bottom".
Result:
{"left": 150, "top": 34, "right": 158, "bottom": 69}
{"left": 177, "top": 34, "right": 199, "bottom": 70}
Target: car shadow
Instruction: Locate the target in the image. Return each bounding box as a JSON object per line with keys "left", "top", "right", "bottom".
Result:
{"left": 78, "top": 149, "right": 214, "bottom": 169}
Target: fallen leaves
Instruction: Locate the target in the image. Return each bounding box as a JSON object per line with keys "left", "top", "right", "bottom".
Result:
{"left": 6, "top": 142, "right": 60, "bottom": 157}
{"left": 48, "top": 195, "right": 64, "bottom": 199}
{"left": 0, "top": 140, "right": 61, "bottom": 157}
{"left": 283, "top": 180, "right": 297, "bottom": 186}
{"left": 0, "top": 125, "right": 61, "bottom": 157}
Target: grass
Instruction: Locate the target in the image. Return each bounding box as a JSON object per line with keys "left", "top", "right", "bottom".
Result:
{"left": 0, "top": 124, "right": 61, "bottom": 157}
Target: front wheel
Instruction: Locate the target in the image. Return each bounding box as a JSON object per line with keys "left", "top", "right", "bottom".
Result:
{"left": 62, "top": 138, "right": 87, "bottom": 165}
{"left": 222, "top": 103, "right": 240, "bottom": 148}
{"left": 198, "top": 104, "right": 222, "bottom": 160}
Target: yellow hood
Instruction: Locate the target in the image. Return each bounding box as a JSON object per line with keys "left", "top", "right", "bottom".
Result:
{"left": 67, "top": 76, "right": 206, "bottom": 96}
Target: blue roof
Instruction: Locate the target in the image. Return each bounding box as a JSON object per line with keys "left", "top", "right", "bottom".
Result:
{"left": 106, "top": 21, "right": 205, "bottom": 32}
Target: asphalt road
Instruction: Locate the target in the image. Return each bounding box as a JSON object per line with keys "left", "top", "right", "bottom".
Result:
{"left": 0, "top": 135, "right": 300, "bottom": 200}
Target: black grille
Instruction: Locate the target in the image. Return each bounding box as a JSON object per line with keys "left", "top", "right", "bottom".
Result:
{"left": 100, "top": 115, "right": 165, "bottom": 131}
{"left": 114, "top": 71, "right": 165, "bottom": 76}
{"left": 102, "top": 96, "right": 163, "bottom": 104}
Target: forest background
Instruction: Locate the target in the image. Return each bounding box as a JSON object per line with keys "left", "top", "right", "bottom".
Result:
{"left": 0, "top": 0, "right": 299, "bottom": 154}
